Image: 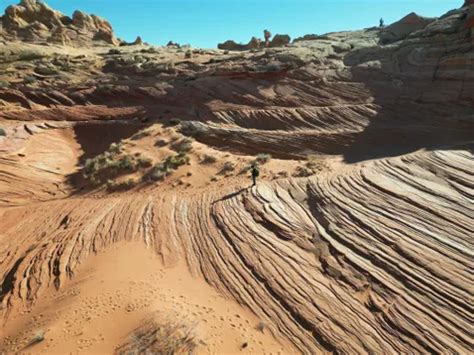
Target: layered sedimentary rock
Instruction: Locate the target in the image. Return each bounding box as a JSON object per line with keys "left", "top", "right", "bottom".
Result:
{"left": 379, "top": 12, "right": 434, "bottom": 43}
{"left": 0, "top": 1, "right": 473, "bottom": 354}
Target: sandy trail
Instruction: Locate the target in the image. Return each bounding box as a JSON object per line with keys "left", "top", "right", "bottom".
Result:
{"left": 1, "top": 242, "right": 291, "bottom": 354}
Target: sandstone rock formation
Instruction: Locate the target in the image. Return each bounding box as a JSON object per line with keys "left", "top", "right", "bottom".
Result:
{"left": 0, "top": 1, "right": 473, "bottom": 354}
{"left": 132, "top": 35, "right": 143, "bottom": 45}
{"left": 379, "top": 12, "right": 434, "bottom": 43}
{"left": 270, "top": 33, "right": 291, "bottom": 47}
{"left": 218, "top": 36, "right": 262, "bottom": 51}
{"left": 293, "top": 34, "right": 319, "bottom": 42}
{"left": 218, "top": 33, "right": 290, "bottom": 51}
{"left": 0, "top": 0, "right": 119, "bottom": 45}
{"left": 466, "top": 1, "right": 474, "bottom": 35}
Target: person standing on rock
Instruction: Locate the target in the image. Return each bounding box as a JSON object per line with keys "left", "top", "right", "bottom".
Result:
{"left": 264, "top": 29, "right": 272, "bottom": 47}
{"left": 251, "top": 164, "right": 260, "bottom": 187}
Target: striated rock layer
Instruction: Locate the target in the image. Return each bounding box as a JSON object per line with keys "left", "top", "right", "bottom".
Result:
{"left": 0, "top": 1, "right": 473, "bottom": 353}
{"left": 0, "top": 146, "right": 472, "bottom": 353}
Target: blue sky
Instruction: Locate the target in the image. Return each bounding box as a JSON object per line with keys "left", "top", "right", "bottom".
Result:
{"left": 1, "top": 0, "right": 461, "bottom": 47}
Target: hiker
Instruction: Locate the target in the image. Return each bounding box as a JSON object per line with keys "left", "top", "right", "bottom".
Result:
{"left": 379, "top": 18, "right": 385, "bottom": 27}
{"left": 264, "top": 29, "right": 272, "bottom": 47}
{"left": 251, "top": 164, "right": 260, "bottom": 186}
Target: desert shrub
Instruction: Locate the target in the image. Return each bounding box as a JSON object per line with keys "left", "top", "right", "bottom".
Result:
{"left": 222, "top": 161, "right": 235, "bottom": 172}
{"left": 109, "top": 142, "right": 122, "bottom": 154}
{"left": 148, "top": 163, "right": 169, "bottom": 181}
{"left": 116, "top": 317, "right": 198, "bottom": 355}
{"left": 131, "top": 129, "right": 152, "bottom": 140}
{"left": 107, "top": 178, "right": 138, "bottom": 191}
{"left": 0, "top": 80, "right": 9, "bottom": 88}
{"left": 165, "top": 153, "right": 190, "bottom": 170}
{"left": 83, "top": 147, "right": 139, "bottom": 186}
{"left": 84, "top": 158, "right": 98, "bottom": 175}
{"left": 305, "top": 154, "right": 329, "bottom": 173}
{"left": 118, "top": 155, "right": 136, "bottom": 171}
{"left": 155, "top": 139, "right": 167, "bottom": 147}
{"left": 171, "top": 137, "right": 193, "bottom": 153}
{"left": 0, "top": 128, "right": 6, "bottom": 137}
{"left": 254, "top": 153, "right": 272, "bottom": 165}
{"left": 23, "top": 76, "right": 37, "bottom": 84}
{"left": 25, "top": 330, "right": 45, "bottom": 348}
{"left": 255, "top": 321, "right": 266, "bottom": 333}
{"left": 167, "top": 118, "right": 181, "bottom": 127}
{"left": 138, "top": 157, "right": 153, "bottom": 168}
{"left": 293, "top": 166, "right": 314, "bottom": 177}
{"left": 201, "top": 154, "right": 217, "bottom": 164}
{"left": 239, "top": 164, "right": 252, "bottom": 175}
{"left": 108, "top": 49, "right": 121, "bottom": 55}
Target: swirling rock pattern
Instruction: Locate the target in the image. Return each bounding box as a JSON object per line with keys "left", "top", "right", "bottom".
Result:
{"left": 0, "top": 1, "right": 473, "bottom": 353}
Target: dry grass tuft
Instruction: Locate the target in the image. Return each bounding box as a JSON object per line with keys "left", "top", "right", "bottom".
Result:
{"left": 116, "top": 317, "right": 199, "bottom": 355}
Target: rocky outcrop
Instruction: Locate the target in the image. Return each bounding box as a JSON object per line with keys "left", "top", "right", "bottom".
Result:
{"left": 466, "top": 2, "right": 474, "bottom": 35}
{"left": 0, "top": 0, "right": 119, "bottom": 45}
{"left": 132, "top": 36, "right": 143, "bottom": 45}
{"left": 270, "top": 34, "right": 291, "bottom": 47}
{"left": 218, "top": 34, "right": 290, "bottom": 51}
{"left": 293, "top": 34, "right": 319, "bottom": 43}
{"left": 379, "top": 12, "right": 435, "bottom": 43}
{"left": 218, "top": 36, "right": 261, "bottom": 51}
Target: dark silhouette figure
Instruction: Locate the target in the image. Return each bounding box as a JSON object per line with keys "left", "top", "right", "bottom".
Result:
{"left": 264, "top": 29, "right": 272, "bottom": 47}
{"left": 251, "top": 164, "right": 260, "bottom": 186}
{"left": 379, "top": 18, "right": 385, "bottom": 27}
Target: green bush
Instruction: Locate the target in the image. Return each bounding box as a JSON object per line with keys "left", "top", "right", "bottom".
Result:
{"left": 165, "top": 153, "right": 190, "bottom": 170}
{"left": 171, "top": 137, "right": 193, "bottom": 153}
{"left": 131, "top": 129, "right": 152, "bottom": 140}
{"left": 84, "top": 158, "right": 98, "bottom": 175}
{"left": 109, "top": 142, "right": 122, "bottom": 154}
{"left": 118, "top": 155, "right": 135, "bottom": 171}
{"left": 155, "top": 139, "right": 168, "bottom": 147}
{"left": 201, "top": 154, "right": 217, "bottom": 164}
{"left": 23, "top": 76, "right": 37, "bottom": 85}
{"left": 222, "top": 161, "right": 235, "bottom": 172}
{"left": 293, "top": 166, "right": 314, "bottom": 177}
{"left": 0, "top": 128, "right": 6, "bottom": 137}
{"left": 138, "top": 157, "right": 153, "bottom": 168}
{"left": 254, "top": 153, "right": 272, "bottom": 165}
{"left": 107, "top": 178, "right": 138, "bottom": 191}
